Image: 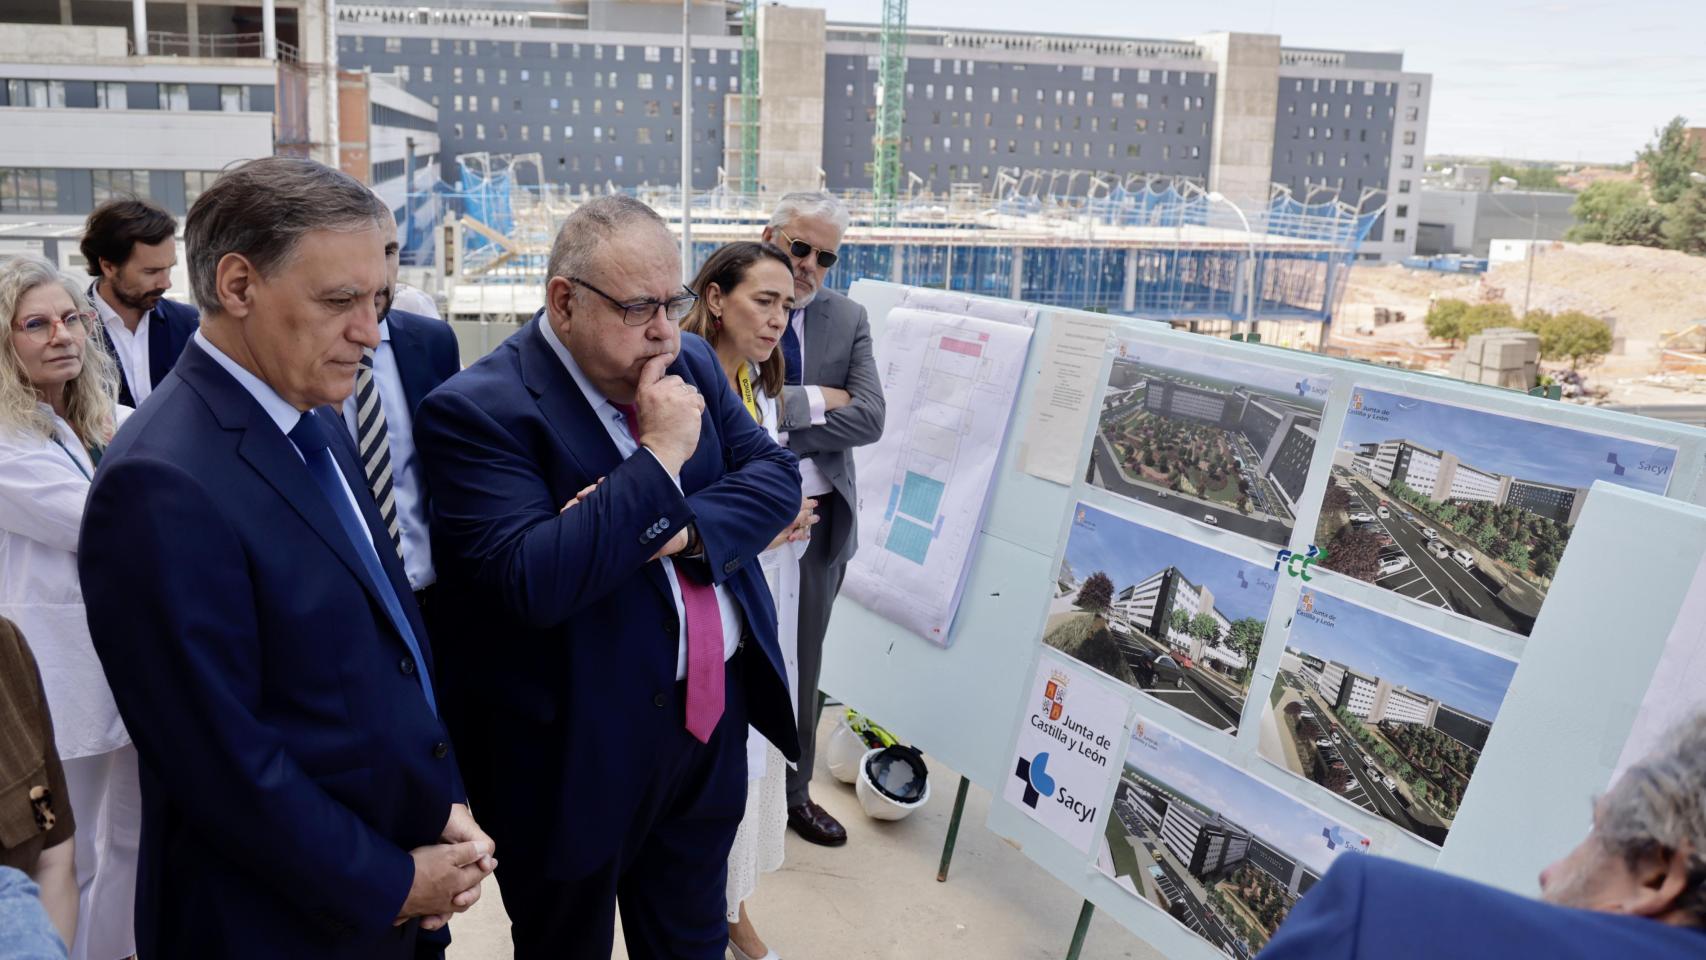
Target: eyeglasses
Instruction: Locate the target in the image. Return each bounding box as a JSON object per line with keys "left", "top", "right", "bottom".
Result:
{"left": 571, "top": 277, "right": 698, "bottom": 326}
{"left": 13, "top": 311, "right": 92, "bottom": 344}
{"left": 778, "top": 230, "right": 840, "bottom": 270}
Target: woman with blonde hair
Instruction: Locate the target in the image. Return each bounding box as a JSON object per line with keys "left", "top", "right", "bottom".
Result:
{"left": 681, "top": 241, "right": 816, "bottom": 960}
{"left": 0, "top": 253, "right": 138, "bottom": 960}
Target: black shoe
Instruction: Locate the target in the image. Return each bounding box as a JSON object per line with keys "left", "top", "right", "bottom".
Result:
{"left": 787, "top": 800, "right": 848, "bottom": 846}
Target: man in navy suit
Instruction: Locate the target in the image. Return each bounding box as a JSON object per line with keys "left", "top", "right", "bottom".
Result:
{"left": 80, "top": 198, "right": 199, "bottom": 407}
{"left": 415, "top": 195, "right": 802, "bottom": 958}
{"left": 78, "top": 157, "right": 496, "bottom": 959}
{"left": 1261, "top": 711, "right": 1706, "bottom": 959}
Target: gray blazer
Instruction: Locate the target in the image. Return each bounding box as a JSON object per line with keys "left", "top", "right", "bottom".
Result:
{"left": 777, "top": 286, "right": 886, "bottom": 567}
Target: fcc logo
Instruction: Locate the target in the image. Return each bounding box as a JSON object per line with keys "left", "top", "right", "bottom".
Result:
{"left": 1013, "top": 752, "right": 1057, "bottom": 809}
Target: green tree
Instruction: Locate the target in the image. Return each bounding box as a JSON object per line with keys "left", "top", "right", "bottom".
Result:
{"left": 1463, "top": 302, "right": 1517, "bottom": 334}
{"left": 1663, "top": 180, "right": 1706, "bottom": 256}
{"left": 1603, "top": 205, "right": 1668, "bottom": 247}
{"left": 1537, "top": 310, "right": 1614, "bottom": 369}
{"left": 1076, "top": 571, "right": 1115, "bottom": 615}
{"left": 1567, "top": 180, "right": 1647, "bottom": 242}
{"left": 1189, "top": 612, "right": 1221, "bottom": 647}
{"left": 1225, "top": 618, "right": 1266, "bottom": 672}
{"left": 1168, "top": 606, "right": 1192, "bottom": 638}
{"left": 1636, "top": 116, "right": 1703, "bottom": 205}
{"left": 1424, "top": 298, "right": 1473, "bottom": 345}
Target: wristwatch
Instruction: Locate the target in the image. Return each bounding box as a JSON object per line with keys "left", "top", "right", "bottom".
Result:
{"left": 682, "top": 523, "right": 705, "bottom": 560}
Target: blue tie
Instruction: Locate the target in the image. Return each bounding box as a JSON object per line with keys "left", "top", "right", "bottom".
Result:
{"left": 287, "top": 409, "right": 438, "bottom": 717}
{"left": 781, "top": 313, "right": 804, "bottom": 387}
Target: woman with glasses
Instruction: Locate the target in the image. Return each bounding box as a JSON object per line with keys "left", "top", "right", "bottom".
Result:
{"left": 680, "top": 242, "right": 816, "bottom": 960}
{"left": 0, "top": 254, "right": 137, "bottom": 960}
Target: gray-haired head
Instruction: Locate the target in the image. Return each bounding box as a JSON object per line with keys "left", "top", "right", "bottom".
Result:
{"left": 1598, "top": 711, "right": 1706, "bottom": 924}
{"left": 547, "top": 194, "right": 670, "bottom": 284}
{"left": 767, "top": 191, "right": 851, "bottom": 234}
{"left": 1540, "top": 709, "right": 1706, "bottom": 926}
{"left": 185, "top": 157, "right": 391, "bottom": 316}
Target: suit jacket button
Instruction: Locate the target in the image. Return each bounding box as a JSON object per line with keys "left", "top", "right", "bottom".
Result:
{"left": 659, "top": 517, "right": 670, "bottom": 530}
{"left": 723, "top": 559, "right": 739, "bottom": 575}
{"left": 399, "top": 657, "right": 415, "bottom": 676}
{"left": 432, "top": 741, "right": 449, "bottom": 759}
{"left": 653, "top": 694, "right": 666, "bottom": 708}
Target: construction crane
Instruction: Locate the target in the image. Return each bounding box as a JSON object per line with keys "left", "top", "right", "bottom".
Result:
{"left": 738, "top": 0, "right": 759, "bottom": 195}
{"left": 871, "top": 0, "right": 907, "bottom": 222}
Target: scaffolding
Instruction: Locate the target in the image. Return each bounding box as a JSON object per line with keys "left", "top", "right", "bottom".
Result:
{"left": 411, "top": 160, "right": 1383, "bottom": 340}
{"left": 737, "top": 0, "right": 759, "bottom": 195}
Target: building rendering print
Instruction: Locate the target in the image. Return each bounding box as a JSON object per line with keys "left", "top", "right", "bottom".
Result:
{"left": 1257, "top": 587, "right": 1518, "bottom": 847}
{"left": 1087, "top": 340, "right": 1334, "bottom": 549}
{"left": 1316, "top": 385, "right": 1678, "bottom": 636}
{"left": 1047, "top": 503, "right": 1277, "bottom": 734}
{"left": 1101, "top": 717, "right": 1370, "bottom": 959}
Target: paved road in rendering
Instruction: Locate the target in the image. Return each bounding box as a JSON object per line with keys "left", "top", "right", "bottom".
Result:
{"left": 1302, "top": 690, "right": 1451, "bottom": 846}
{"left": 1336, "top": 475, "right": 1531, "bottom": 634}
{"left": 1113, "top": 805, "right": 1240, "bottom": 956}
{"left": 1091, "top": 434, "right": 1292, "bottom": 546}
{"left": 1112, "top": 631, "right": 1245, "bottom": 733}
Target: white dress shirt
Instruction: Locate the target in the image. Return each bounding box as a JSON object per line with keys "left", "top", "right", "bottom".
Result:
{"left": 340, "top": 319, "right": 435, "bottom": 591}
{"left": 194, "top": 331, "right": 375, "bottom": 552}
{"left": 538, "top": 320, "right": 742, "bottom": 679}
{"left": 785, "top": 307, "right": 836, "bottom": 498}
{"left": 0, "top": 403, "right": 133, "bottom": 759}
{"left": 91, "top": 283, "right": 154, "bottom": 405}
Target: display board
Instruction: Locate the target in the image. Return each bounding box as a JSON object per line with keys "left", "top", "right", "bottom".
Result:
{"left": 818, "top": 280, "right": 1706, "bottom": 959}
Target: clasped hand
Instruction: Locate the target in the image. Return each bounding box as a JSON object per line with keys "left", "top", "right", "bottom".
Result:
{"left": 397, "top": 803, "right": 498, "bottom": 931}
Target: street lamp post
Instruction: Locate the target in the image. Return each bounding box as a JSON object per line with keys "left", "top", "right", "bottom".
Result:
{"left": 680, "top": 0, "right": 692, "bottom": 283}
{"left": 1208, "top": 191, "right": 1257, "bottom": 341}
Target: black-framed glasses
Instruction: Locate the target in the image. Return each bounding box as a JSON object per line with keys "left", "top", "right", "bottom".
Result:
{"left": 778, "top": 230, "right": 839, "bottom": 270}
{"left": 571, "top": 277, "right": 698, "bottom": 326}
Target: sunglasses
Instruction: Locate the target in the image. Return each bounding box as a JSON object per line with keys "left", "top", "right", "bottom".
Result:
{"left": 778, "top": 230, "right": 839, "bottom": 270}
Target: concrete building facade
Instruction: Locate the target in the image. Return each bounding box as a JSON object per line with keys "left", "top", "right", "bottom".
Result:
{"left": 1160, "top": 801, "right": 1251, "bottom": 879}
{"left": 331, "top": 0, "right": 1431, "bottom": 260}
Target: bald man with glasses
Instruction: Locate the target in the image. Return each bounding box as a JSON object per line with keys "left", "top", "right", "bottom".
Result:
{"left": 415, "top": 196, "right": 802, "bottom": 958}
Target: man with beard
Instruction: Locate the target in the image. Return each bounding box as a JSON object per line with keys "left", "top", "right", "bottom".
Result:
{"left": 80, "top": 198, "right": 199, "bottom": 408}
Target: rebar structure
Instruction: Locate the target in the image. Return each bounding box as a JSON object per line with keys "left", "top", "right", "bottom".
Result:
{"left": 871, "top": 0, "right": 907, "bottom": 223}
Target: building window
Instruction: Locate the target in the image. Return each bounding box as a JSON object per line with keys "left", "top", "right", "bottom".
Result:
{"left": 158, "top": 83, "right": 189, "bottom": 111}
{"left": 95, "top": 82, "right": 127, "bottom": 110}
{"left": 384, "top": 37, "right": 401, "bottom": 53}
{"left": 0, "top": 168, "right": 56, "bottom": 212}
{"left": 1403, "top": 130, "right": 1416, "bottom": 145}
{"left": 638, "top": 74, "right": 654, "bottom": 91}
{"left": 1398, "top": 179, "right": 1411, "bottom": 193}
{"left": 1395, "top": 204, "right": 1409, "bottom": 218}
{"left": 1407, "top": 82, "right": 1422, "bottom": 97}
{"left": 219, "top": 85, "right": 248, "bottom": 112}
{"left": 645, "top": 45, "right": 661, "bottom": 62}
{"left": 1405, "top": 107, "right": 1419, "bottom": 121}
{"left": 1081, "top": 66, "right": 1095, "bottom": 82}
{"left": 92, "top": 169, "right": 149, "bottom": 204}
{"left": 636, "top": 128, "right": 652, "bottom": 145}
{"left": 1112, "top": 92, "right": 1125, "bottom": 109}
{"left": 563, "top": 124, "right": 573, "bottom": 140}
{"left": 423, "top": 66, "right": 434, "bottom": 82}
{"left": 452, "top": 123, "right": 464, "bottom": 138}
{"left": 1401, "top": 155, "right": 1414, "bottom": 169}
{"left": 1394, "top": 228, "right": 1407, "bottom": 242}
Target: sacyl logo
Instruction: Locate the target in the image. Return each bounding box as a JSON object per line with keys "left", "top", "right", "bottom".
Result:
{"left": 1605, "top": 452, "right": 1626, "bottom": 476}
{"left": 1014, "top": 752, "right": 1057, "bottom": 809}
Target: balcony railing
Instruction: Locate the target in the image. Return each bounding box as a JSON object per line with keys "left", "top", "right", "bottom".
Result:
{"left": 141, "top": 31, "right": 300, "bottom": 64}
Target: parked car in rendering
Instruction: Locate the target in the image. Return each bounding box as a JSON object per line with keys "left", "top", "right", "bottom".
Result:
{"left": 1202, "top": 513, "right": 1218, "bottom": 526}
{"left": 1135, "top": 651, "right": 1189, "bottom": 689}
{"left": 1429, "top": 540, "right": 1451, "bottom": 559}
{"left": 1453, "top": 548, "right": 1475, "bottom": 570}
{"left": 1349, "top": 512, "right": 1376, "bottom": 523}
{"left": 1422, "top": 526, "right": 1438, "bottom": 540}
{"left": 1378, "top": 554, "right": 1412, "bottom": 576}
{"left": 1376, "top": 506, "right": 1390, "bottom": 519}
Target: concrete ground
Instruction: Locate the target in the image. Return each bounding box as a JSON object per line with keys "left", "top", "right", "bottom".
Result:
{"left": 447, "top": 709, "right": 1164, "bottom": 959}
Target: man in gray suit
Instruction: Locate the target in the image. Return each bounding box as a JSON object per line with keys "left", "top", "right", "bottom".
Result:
{"left": 761, "top": 192, "right": 886, "bottom": 846}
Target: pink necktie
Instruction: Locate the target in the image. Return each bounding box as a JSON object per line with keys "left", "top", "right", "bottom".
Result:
{"left": 613, "top": 401, "right": 725, "bottom": 744}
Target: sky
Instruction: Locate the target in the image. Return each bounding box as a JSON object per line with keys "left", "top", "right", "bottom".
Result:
{"left": 1065, "top": 503, "right": 1277, "bottom": 622}
{"left": 1338, "top": 386, "right": 1677, "bottom": 494}
{"left": 796, "top": 0, "right": 1706, "bottom": 163}
{"left": 1128, "top": 716, "right": 1371, "bottom": 873}
{"left": 1288, "top": 588, "right": 1518, "bottom": 719}
{"left": 1116, "top": 339, "right": 1334, "bottom": 407}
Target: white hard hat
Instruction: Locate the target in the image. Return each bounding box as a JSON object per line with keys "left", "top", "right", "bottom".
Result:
{"left": 825, "top": 714, "right": 866, "bottom": 785}
{"left": 854, "top": 746, "right": 931, "bottom": 821}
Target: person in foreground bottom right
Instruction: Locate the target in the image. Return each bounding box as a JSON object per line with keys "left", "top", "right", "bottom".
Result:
{"left": 1259, "top": 710, "right": 1706, "bottom": 959}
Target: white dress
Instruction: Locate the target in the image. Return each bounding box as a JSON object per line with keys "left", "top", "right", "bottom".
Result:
{"left": 726, "top": 387, "right": 804, "bottom": 922}
{"left": 0, "top": 404, "right": 139, "bottom": 960}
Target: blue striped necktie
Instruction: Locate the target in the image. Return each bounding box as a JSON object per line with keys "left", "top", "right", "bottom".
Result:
{"left": 353, "top": 349, "right": 403, "bottom": 559}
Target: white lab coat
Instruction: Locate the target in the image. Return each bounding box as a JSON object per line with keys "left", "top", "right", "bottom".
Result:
{"left": 749, "top": 388, "right": 803, "bottom": 780}
{"left": 0, "top": 404, "right": 132, "bottom": 760}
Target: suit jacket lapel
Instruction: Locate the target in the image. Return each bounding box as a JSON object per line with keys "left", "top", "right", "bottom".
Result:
{"left": 147, "top": 309, "right": 173, "bottom": 389}
{"left": 517, "top": 318, "right": 674, "bottom": 604}
{"left": 324, "top": 410, "right": 430, "bottom": 649}
{"left": 97, "top": 321, "right": 136, "bottom": 408}
{"left": 387, "top": 316, "right": 433, "bottom": 415}
{"left": 175, "top": 344, "right": 411, "bottom": 643}
{"left": 803, "top": 296, "right": 833, "bottom": 383}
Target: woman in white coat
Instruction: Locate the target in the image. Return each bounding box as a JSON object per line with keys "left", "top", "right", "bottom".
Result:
{"left": 0, "top": 254, "right": 137, "bottom": 960}
{"left": 681, "top": 242, "right": 817, "bottom": 960}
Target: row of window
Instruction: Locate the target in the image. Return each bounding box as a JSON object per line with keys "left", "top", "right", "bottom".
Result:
{"left": 1285, "top": 78, "right": 1420, "bottom": 97}
{"left": 899, "top": 135, "right": 1201, "bottom": 161}
{"left": 448, "top": 95, "right": 702, "bottom": 119}
{"left": 4, "top": 79, "right": 254, "bottom": 112}
{"left": 396, "top": 64, "right": 731, "bottom": 92}
{"left": 371, "top": 154, "right": 441, "bottom": 184}
{"left": 847, "top": 57, "right": 1213, "bottom": 88}
{"left": 860, "top": 82, "right": 1204, "bottom": 112}
{"left": 371, "top": 103, "right": 436, "bottom": 134}
{"left": 357, "top": 36, "right": 737, "bottom": 65}
{"left": 446, "top": 122, "right": 701, "bottom": 146}
{"left": 1291, "top": 125, "right": 1393, "bottom": 145}
{"left": 0, "top": 168, "right": 220, "bottom": 214}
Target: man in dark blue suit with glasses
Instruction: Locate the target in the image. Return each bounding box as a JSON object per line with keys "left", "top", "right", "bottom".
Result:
{"left": 416, "top": 195, "right": 802, "bottom": 959}
{"left": 78, "top": 158, "right": 495, "bottom": 959}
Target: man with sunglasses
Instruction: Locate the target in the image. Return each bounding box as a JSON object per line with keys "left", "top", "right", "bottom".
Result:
{"left": 414, "top": 195, "right": 803, "bottom": 958}
{"left": 759, "top": 191, "right": 887, "bottom": 849}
